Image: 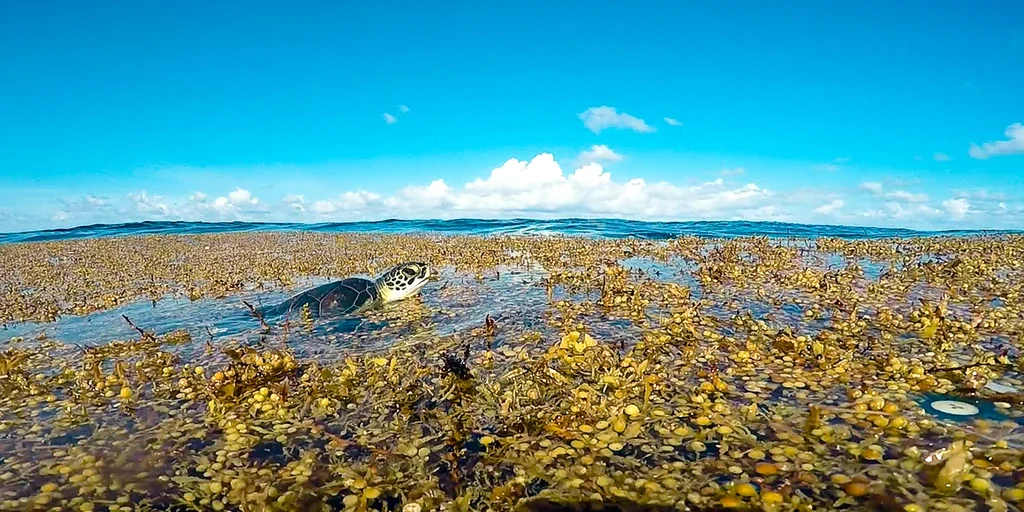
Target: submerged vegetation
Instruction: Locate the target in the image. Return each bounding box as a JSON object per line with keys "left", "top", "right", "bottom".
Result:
{"left": 1, "top": 232, "right": 1023, "bottom": 511}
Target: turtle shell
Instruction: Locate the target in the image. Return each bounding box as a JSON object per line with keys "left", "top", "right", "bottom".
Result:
{"left": 263, "top": 277, "right": 380, "bottom": 318}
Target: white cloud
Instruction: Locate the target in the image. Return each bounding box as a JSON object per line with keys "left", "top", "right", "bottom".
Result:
{"left": 942, "top": 198, "right": 970, "bottom": 220}
{"left": 193, "top": 187, "right": 263, "bottom": 216}
{"left": 933, "top": 152, "right": 952, "bottom": 162}
{"left": 399, "top": 105, "right": 410, "bottom": 113}
{"left": 383, "top": 113, "right": 398, "bottom": 125}
{"left": 284, "top": 194, "right": 305, "bottom": 212}
{"left": 31, "top": 154, "right": 1023, "bottom": 232}
{"left": 311, "top": 200, "right": 337, "bottom": 214}
{"left": 953, "top": 189, "right": 1008, "bottom": 201}
{"left": 227, "top": 188, "right": 257, "bottom": 206}
{"left": 886, "top": 190, "right": 929, "bottom": 203}
{"left": 859, "top": 181, "right": 883, "bottom": 194}
{"left": 860, "top": 182, "right": 929, "bottom": 204}
{"left": 306, "top": 190, "right": 390, "bottom": 216}
{"left": 854, "top": 196, "right": 980, "bottom": 224}
{"left": 882, "top": 201, "right": 941, "bottom": 220}
{"left": 128, "top": 191, "right": 170, "bottom": 216}
{"left": 814, "top": 164, "right": 840, "bottom": 172}
{"left": 969, "top": 122, "right": 1024, "bottom": 159}
{"left": 579, "top": 106, "right": 655, "bottom": 134}
{"left": 386, "top": 153, "right": 773, "bottom": 219}
{"left": 664, "top": 117, "right": 682, "bottom": 126}
{"left": 814, "top": 199, "right": 844, "bottom": 215}
{"left": 576, "top": 145, "right": 624, "bottom": 166}
{"left": 179, "top": 188, "right": 266, "bottom": 218}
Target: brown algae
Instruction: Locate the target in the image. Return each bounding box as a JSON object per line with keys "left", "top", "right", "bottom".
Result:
{"left": 0, "top": 232, "right": 1023, "bottom": 511}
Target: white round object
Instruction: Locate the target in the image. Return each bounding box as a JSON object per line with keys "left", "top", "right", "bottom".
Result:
{"left": 930, "top": 400, "right": 980, "bottom": 416}
{"left": 984, "top": 381, "right": 1017, "bottom": 394}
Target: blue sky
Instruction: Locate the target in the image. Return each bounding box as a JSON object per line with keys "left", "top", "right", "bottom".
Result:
{"left": 1, "top": 0, "right": 1022, "bottom": 233}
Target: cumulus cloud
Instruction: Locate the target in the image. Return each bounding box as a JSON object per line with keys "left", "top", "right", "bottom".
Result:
{"left": 576, "top": 145, "right": 624, "bottom": 166}
{"left": 284, "top": 194, "right": 305, "bottom": 212}
{"left": 383, "top": 113, "right": 398, "bottom": 125}
{"left": 283, "top": 155, "right": 776, "bottom": 221}
{"left": 843, "top": 179, "right": 996, "bottom": 226}
{"left": 969, "top": 122, "right": 1024, "bottom": 159}
{"left": 664, "top": 117, "right": 682, "bottom": 126}
{"left": 942, "top": 198, "right": 970, "bottom": 220}
{"left": 933, "top": 152, "right": 952, "bottom": 162}
{"left": 310, "top": 190, "right": 391, "bottom": 215}
{"left": 852, "top": 195, "right": 989, "bottom": 225}
{"left": 814, "top": 199, "right": 844, "bottom": 215}
{"left": 579, "top": 106, "right": 655, "bottom": 134}
{"left": 34, "top": 154, "right": 1022, "bottom": 232}
{"left": 386, "top": 153, "right": 773, "bottom": 220}
{"left": 128, "top": 191, "right": 171, "bottom": 216}
{"left": 311, "top": 200, "right": 337, "bottom": 214}
{"left": 399, "top": 104, "right": 410, "bottom": 113}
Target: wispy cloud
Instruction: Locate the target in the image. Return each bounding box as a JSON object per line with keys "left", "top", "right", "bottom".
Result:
{"left": 399, "top": 104, "right": 410, "bottom": 113}
{"left": 579, "top": 106, "right": 655, "bottom": 134}
{"left": 885, "top": 190, "right": 929, "bottom": 203}
{"left": 933, "top": 152, "right": 952, "bottom": 162}
{"left": 859, "top": 181, "right": 929, "bottom": 203}
{"left": 663, "top": 117, "right": 682, "bottom": 126}
{"left": 383, "top": 113, "right": 398, "bottom": 125}
{"left": 814, "top": 199, "right": 844, "bottom": 215}
{"left": 859, "top": 181, "right": 883, "bottom": 194}
{"left": 969, "top": 122, "right": 1024, "bottom": 159}
{"left": 815, "top": 157, "right": 850, "bottom": 172}
{"left": 952, "top": 189, "right": 1009, "bottom": 202}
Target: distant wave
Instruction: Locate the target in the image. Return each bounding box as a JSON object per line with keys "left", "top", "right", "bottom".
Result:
{"left": 0, "top": 218, "right": 1019, "bottom": 244}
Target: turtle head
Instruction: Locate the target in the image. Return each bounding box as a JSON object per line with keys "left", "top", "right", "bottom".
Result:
{"left": 376, "top": 262, "right": 436, "bottom": 302}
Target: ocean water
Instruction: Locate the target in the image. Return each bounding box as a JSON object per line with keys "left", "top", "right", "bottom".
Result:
{"left": 1, "top": 218, "right": 1020, "bottom": 244}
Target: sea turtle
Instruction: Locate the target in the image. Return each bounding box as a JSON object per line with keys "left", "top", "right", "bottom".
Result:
{"left": 260, "top": 262, "right": 437, "bottom": 319}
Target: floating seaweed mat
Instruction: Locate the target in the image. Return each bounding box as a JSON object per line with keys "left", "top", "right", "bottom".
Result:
{"left": 1, "top": 233, "right": 1024, "bottom": 511}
